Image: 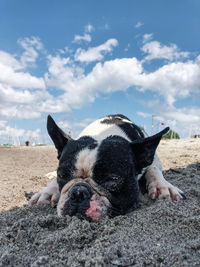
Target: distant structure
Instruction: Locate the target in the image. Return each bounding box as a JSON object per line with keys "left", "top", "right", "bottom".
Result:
{"left": 192, "top": 134, "right": 200, "bottom": 138}
{"left": 151, "top": 115, "right": 156, "bottom": 135}
{"left": 151, "top": 115, "right": 165, "bottom": 135}
{"left": 12, "top": 135, "right": 20, "bottom": 146}
{"left": 25, "top": 141, "right": 30, "bottom": 146}
{"left": 189, "top": 125, "right": 200, "bottom": 138}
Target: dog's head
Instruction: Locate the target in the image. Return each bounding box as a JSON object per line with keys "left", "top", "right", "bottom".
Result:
{"left": 47, "top": 115, "right": 169, "bottom": 221}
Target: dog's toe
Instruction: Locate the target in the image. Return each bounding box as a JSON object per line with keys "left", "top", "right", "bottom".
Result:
{"left": 51, "top": 192, "right": 60, "bottom": 207}
{"left": 148, "top": 181, "right": 184, "bottom": 201}
{"left": 29, "top": 192, "right": 41, "bottom": 205}
{"left": 169, "top": 186, "right": 184, "bottom": 201}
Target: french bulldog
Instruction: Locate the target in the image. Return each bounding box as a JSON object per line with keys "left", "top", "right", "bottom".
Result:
{"left": 30, "top": 114, "right": 184, "bottom": 221}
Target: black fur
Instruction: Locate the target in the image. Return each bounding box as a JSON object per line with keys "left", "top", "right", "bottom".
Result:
{"left": 47, "top": 115, "right": 70, "bottom": 159}
{"left": 131, "top": 127, "right": 169, "bottom": 173}
{"left": 93, "top": 136, "right": 139, "bottom": 214}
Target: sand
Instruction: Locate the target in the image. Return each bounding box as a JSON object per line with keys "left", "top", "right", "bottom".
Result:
{"left": 0, "top": 139, "right": 200, "bottom": 266}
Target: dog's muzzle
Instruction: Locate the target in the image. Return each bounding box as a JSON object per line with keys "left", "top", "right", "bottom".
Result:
{"left": 57, "top": 181, "right": 109, "bottom": 221}
{"left": 68, "top": 183, "right": 93, "bottom": 203}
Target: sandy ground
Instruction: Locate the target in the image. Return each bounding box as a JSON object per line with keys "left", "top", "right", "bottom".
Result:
{"left": 0, "top": 139, "right": 200, "bottom": 266}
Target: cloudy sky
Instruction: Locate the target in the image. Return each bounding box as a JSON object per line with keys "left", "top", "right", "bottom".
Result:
{"left": 0, "top": 0, "right": 200, "bottom": 144}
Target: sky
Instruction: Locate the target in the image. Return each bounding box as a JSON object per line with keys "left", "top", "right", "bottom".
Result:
{"left": 0, "top": 0, "right": 200, "bottom": 144}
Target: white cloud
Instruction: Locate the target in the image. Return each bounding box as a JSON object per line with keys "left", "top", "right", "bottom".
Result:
{"left": 0, "top": 84, "right": 50, "bottom": 119}
{"left": 124, "top": 43, "right": 130, "bottom": 52}
{"left": 44, "top": 54, "right": 141, "bottom": 112}
{"left": 25, "top": 129, "right": 40, "bottom": 139}
{"left": 81, "top": 57, "right": 142, "bottom": 93}
{"left": 0, "top": 104, "right": 42, "bottom": 119}
{"left": 0, "top": 49, "right": 45, "bottom": 89}
{"left": 138, "top": 61, "right": 200, "bottom": 105}
{"left": 18, "top": 36, "right": 44, "bottom": 67}
{"left": 98, "top": 24, "right": 109, "bottom": 30}
{"left": 74, "top": 117, "right": 95, "bottom": 128}
{"left": 0, "top": 41, "right": 46, "bottom": 120}
{"left": 73, "top": 24, "right": 94, "bottom": 43}
{"left": 141, "top": 40, "right": 190, "bottom": 61}
{"left": 196, "top": 55, "right": 200, "bottom": 63}
{"left": 163, "top": 107, "right": 200, "bottom": 123}
{"left": 0, "top": 124, "right": 25, "bottom": 139}
{"left": 58, "top": 120, "right": 71, "bottom": 130}
{"left": 0, "top": 64, "right": 45, "bottom": 89}
{"left": 0, "top": 51, "right": 22, "bottom": 70}
{"left": 45, "top": 46, "right": 200, "bottom": 110}
{"left": 143, "top": 33, "right": 153, "bottom": 43}
{"left": 137, "top": 111, "right": 151, "bottom": 118}
{"left": 75, "top": 39, "right": 118, "bottom": 62}
{"left": 45, "top": 54, "right": 84, "bottom": 91}
{"left": 0, "top": 120, "right": 7, "bottom": 128}
{"left": 103, "top": 24, "right": 109, "bottom": 30}
{"left": 85, "top": 24, "right": 94, "bottom": 33}
{"left": 0, "top": 34, "right": 200, "bottom": 138}
{"left": 73, "top": 33, "right": 92, "bottom": 43}
{"left": 135, "top": 21, "right": 144, "bottom": 28}
{"left": 167, "top": 108, "right": 200, "bottom": 137}
{"left": 0, "top": 84, "right": 36, "bottom": 104}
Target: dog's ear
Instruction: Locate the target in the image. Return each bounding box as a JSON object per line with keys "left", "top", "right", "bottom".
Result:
{"left": 47, "top": 115, "right": 71, "bottom": 159}
{"left": 131, "top": 127, "right": 169, "bottom": 172}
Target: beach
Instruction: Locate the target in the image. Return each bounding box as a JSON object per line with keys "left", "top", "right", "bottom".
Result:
{"left": 0, "top": 139, "right": 200, "bottom": 266}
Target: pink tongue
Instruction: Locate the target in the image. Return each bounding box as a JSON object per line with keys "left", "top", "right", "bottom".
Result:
{"left": 86, "top": 199, "right": 102, "bottom": 221}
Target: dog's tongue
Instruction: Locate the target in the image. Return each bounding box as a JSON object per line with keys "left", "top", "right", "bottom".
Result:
{"left": 86, "top": 195, "right": 102, "bottom": 221}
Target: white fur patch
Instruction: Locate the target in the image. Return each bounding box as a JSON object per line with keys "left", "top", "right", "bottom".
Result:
{"left": 74, "top": 147, "right": 98, "bottom": 179}
{"left": 115, "top": 116, "right": 133, "bottom": 124}
{"left": 45, "top": 171, "right": 57, "bottom": 179}
{"left": 78, "top": 118, "right": 131, "bottom": 142}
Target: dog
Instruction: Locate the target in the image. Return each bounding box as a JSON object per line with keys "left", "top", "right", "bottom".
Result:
{"left": 30, "top": 114, "right": 184, "bottom": 221}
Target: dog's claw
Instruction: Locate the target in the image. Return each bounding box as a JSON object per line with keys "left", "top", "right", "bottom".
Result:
{"left": 180, "top": 192, "right": 186, "bottom": 200}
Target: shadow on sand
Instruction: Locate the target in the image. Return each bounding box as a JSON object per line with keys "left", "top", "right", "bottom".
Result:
{"left": 0, "top": 162, "right": 200, "bottom": 266}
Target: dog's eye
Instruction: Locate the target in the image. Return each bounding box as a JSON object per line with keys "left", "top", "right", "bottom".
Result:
{"left": 110, "top": 175, "right": 120, "bottom": 180}
{"left": 104, "top": 181, "right": 118, "bottom": 192}
{"left": 103, "top": 175, "right": 123, "bottom": 192}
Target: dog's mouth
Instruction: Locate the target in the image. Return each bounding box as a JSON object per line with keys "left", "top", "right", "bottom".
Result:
{"left": 57, "top": 179, "right": 110, "bottom": 221}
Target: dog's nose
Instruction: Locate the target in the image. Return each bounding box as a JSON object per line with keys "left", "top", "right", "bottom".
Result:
{"left": 69, "top": 185, "right": 92, "bottom": 202}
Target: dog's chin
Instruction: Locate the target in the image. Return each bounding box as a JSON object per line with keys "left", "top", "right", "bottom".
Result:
{"left": 57, "top": 192, "right": 109, "bottom": 221}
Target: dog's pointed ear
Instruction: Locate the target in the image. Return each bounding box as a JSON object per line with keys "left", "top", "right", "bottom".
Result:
{"left": 131, "top": 127, "right": 169, "bottom": 172}
{"left": 47, "top": 115, "right": 71, "bottom": 159}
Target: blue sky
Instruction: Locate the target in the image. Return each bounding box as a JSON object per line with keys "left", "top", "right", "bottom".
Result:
{"left": 0, "top": 0, "right": 200, "bottom": 144}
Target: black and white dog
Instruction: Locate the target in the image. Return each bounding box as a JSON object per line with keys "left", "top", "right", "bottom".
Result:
{"left": 30, "top": 114, "right": 183, "bottom": 221}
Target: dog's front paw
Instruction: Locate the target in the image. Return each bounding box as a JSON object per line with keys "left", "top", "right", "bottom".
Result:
{"left": 29, "top": 191, "right": 60, "bottom": 207}
{"left": 29, "top": 178, "right": 60, "bottom": 207}
{"left": 148, "top": 180, "right": 184, "bottom": 201}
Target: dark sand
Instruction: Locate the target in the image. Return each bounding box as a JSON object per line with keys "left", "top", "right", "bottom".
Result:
{"left": 0, "top": 139, "right": 200, "bottom": 266}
